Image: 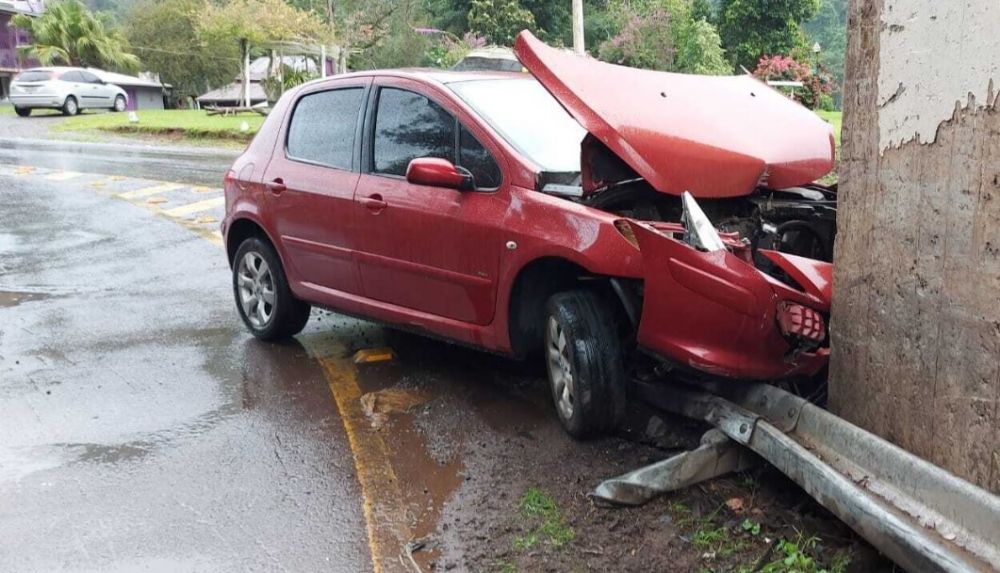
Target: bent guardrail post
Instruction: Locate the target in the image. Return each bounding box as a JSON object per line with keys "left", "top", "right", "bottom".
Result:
{"left": 598, "top": 381, "right": 1000, "bottom": 572}
{"left": 591, "top": 429, "right": 755, "bottom": 505}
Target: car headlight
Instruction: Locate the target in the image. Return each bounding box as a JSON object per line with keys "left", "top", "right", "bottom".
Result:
{"left": 681, "top": 191, "right": 726, "bottom": 252}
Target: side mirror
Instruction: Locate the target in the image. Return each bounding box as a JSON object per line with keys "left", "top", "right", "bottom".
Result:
{"left": 406, "top": 157, "right": 474, "bottom": 191}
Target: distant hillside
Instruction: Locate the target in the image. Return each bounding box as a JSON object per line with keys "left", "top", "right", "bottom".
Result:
{"left": 81, "top": 0, "right": 141, "bottom": 19}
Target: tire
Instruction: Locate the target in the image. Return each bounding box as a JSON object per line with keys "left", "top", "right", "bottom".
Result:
{"left": 14, "top": 106, "right": 31, "bottom": 117}
{"left": 112, "top": 95, "right": 126, "bottom": 112}
{"left": 232, "top": 237, "right": 310, "bottom": 341}
{"left": 62, "top": 96, "right": 79, "bottom": 116}
{"left": 544, "top": 290, "right": 627, "bottom": 438}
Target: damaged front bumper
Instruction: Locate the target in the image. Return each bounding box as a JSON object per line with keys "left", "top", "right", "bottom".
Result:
{"left": 625, "top": 198, "right": 833, "bottom": 381}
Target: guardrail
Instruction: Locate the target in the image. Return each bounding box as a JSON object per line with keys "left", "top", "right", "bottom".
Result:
{"left": 594, "top": 381, "right": 1000, "bottom": 572}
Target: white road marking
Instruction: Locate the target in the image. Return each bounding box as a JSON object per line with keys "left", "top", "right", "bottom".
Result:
{"left": 118, "top": 183, "right": 184, "bottom": 199}
{"left": 45, "top": 171, "right": 82, "bottom": 181}
{"left": 163, "top": 197, "right": 225, "bottom": 218}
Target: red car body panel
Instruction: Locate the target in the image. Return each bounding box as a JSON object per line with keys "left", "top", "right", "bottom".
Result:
{"left": 222, "top": 60, "right": 833, "bottom": 382}
{"left": 630, "top": 223, "right": 830, "bottom": 379}
{"left": 513, "top": 31, "right": 835, "bottom": 198}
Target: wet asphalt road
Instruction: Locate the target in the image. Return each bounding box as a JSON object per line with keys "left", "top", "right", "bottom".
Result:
{"left": 0, "top": 167, "right": 371, "bottom": 570}
{"left": 0, "top": 137, "right": 237, "bottom": 187}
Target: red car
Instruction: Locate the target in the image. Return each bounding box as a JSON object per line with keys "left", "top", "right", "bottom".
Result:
{"left": 222, "top": 32, "right": 836, "bottom": 437}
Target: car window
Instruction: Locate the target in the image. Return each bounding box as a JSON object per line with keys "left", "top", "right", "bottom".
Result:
{"left": 79, "top": 71, "right": 101, "bottom": 84}
{"left": 373, "top": 88, "right": 455, "bottom": 177}
{"left": 286, "top": 88, "right": 365, "bottom": 170}
{"left": 15, "top": 70, "right": 53, "bottom": 82}
{"left": 60, "top": 71, "right": 82, "bottom": 82}
{"left": 459, "top": 125, "right": 501, "bottom": 189}
{"left": 449, "top": 78, "right": 585, "bottom": 173}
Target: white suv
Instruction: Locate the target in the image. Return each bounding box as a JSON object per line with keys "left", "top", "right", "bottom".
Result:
{"left": 9, "top": 67, "right": 128, "bottom": 117}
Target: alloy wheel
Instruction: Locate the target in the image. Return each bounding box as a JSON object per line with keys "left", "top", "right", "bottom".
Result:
{"left": 545, "top": 317, "right": 575, "bottom": 420}
{"left": 237, "top": 251, "right": 276, "bottom": 328}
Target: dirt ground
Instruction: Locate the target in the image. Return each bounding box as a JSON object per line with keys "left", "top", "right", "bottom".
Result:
{"left": 353, "top": 326, "right": 894, "bottom": 573}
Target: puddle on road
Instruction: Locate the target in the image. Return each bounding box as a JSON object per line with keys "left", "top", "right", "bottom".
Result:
{"left": 346, "top": 323, "right": 554, "bottom": 570}
{"left": 0, "top": 289, "right": 53, "bottom": 308}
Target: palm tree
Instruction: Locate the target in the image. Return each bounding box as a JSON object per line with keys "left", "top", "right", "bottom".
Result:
{"left": 11, "top": 0, "right": 140, "bottom": 73}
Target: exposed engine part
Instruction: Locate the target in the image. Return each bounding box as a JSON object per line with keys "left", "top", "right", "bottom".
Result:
{"left": 579, "top": 179, "right": 837, "bottom": 263}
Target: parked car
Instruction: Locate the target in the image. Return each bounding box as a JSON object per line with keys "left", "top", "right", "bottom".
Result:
{"left": 222, "top": 31, "right": 836, "bottom": 438}
{"left": 9, "top": 67, "right": 128, "bottom": 117}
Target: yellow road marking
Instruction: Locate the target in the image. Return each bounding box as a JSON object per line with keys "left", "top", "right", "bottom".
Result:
{"left": 302, "top": 334, "right": 410, "bottom": 573}
{"left": 163, "top": 197, "right": 225, "bottom": 218}
{"left": 45, "top": 171, "right": 82, "bottom": 181}
{"left": 354, "top": 348, "right": 397, "bottom": 364}
{"left": 14, "top": 166, "right": 35, "bottom": 175}
{"left": 118, "top": 183, "right": 183, "bottom": 199}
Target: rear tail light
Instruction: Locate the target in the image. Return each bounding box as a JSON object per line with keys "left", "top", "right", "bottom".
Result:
{"left": 776, "top": 302, "right": 825, "bottom": 343}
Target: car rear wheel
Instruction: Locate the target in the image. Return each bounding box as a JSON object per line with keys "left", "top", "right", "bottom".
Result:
{"left": 14, "top": 106, "right": 31, "bottom": 117}
{"left": 233, "top": 237, "right": 311, "bottom": 341}
{"left": 112, "top": 95, "right": 126, "bottom": 112}
{"left": 544, "top": 290, "right": 627, "bottom": 438}
{"left": 62, "top": 96, "right": 79, "bottom": 116}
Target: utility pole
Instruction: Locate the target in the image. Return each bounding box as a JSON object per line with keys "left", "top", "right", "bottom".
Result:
{"left": 572, "top": 0, "right": 584, "bottom": 55}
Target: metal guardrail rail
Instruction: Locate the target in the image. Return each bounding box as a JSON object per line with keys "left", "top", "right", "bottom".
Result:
{"left": 593, "top": 382, "right": 1000, "bottom": 572}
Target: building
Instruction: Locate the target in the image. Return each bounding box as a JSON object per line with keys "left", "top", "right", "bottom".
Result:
{"left": 197, "top": 55, "right": 318, "bottom": 108}
{"left": 93, "top": 69, "right": 169, "bottom": 111}
{"left": 0, "top": 0, "right": 43, "bottom": 101}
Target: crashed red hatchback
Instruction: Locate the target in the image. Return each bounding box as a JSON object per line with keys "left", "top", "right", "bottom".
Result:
{"left": 222, "top": 31, "right": 836, "bottom": 437}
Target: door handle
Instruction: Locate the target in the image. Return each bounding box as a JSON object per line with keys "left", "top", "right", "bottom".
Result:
{"left": 360, "top": 194, "right": 387, "bottom": 213}
{"left": 266, "top": 178, "right": 286, "bottom": 194}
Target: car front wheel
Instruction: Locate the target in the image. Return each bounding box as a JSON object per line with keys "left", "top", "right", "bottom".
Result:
{"left": 14, "top": 106, "right": 31, "bottom": 117}
{"left": 544, "top": 290, "right": 627, "bottom": 438}
{"left": 233, "top": 238, "right": 310, "bottom": 341}
{"left": 112, "top": 95, "right": 126, "bottom": 112}
{"left": 62, "top": 96, "right": 79, "bottom": 116}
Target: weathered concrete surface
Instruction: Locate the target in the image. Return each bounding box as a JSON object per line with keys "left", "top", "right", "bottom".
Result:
{"left": 831, "top": 0, "right": 1000, "bottom": 493}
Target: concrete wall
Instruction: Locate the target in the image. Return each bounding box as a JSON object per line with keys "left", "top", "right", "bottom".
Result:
{"left": 831, "top": 0, "right": 1000, "bottom": 493}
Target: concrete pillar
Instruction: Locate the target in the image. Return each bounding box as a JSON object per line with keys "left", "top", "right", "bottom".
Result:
{"left": 831, "top": 0, "right": 1000, "bottom": 493}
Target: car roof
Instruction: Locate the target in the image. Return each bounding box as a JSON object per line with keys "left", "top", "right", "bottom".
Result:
{"left": 303, "top": 68, "right": 528, "bottom": 89}
{"left": 19, "top": 67, "right": 85, "bottom": 74}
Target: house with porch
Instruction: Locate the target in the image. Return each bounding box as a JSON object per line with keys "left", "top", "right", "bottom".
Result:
{"left": 0, "top": 0, "right": 43, "bottom": 101}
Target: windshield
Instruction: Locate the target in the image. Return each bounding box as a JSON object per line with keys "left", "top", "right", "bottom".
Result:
{"left": 448, "top": 78, "right": 585, "bottom": 173}
{"left": 15, "top": 70, "right": 54, "bottom": 83}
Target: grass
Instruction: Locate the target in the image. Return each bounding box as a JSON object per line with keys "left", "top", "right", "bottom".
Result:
{"left": 816, "top": 110, "right": 842, "bottom": 148}
{"left": 512, "top": 487, "right": 575, "bottom": 552}
{"left": 53, "top": 109, "right": 265, "bottom": 142}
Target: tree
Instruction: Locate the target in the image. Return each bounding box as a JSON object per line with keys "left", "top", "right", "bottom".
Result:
{"left": 197, "top": 0, "right": 328, "bottom": 106}
{"left": 803, "top": 0, "right": 846, "bottom": 106}
{"left": 426, "top": 0, "right": 598, "bottom": 45}
{"left": 125, "top": 0, "right": 239, "bottom": 102}
{"left": 11, "top": 0, "right": 140, "bottom": 72}
{"left": 467, "top": 0, "right": 536, "bottom": 46}
{"left": 717, "top": 0, "right": 819, "bottom": 71}
{"left": 597, "top": 0, "right": 729, "bottom": 75}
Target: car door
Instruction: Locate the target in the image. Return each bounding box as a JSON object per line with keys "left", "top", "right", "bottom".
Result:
{"left": 59, "top": 71, "right": 85, "bottom": 105}
{"left": 353, "top": 80, "right": 505, "bottom": 326}
{"left": 73, "top": 71, "right": 106, "bottom": 108}
{"left": 84, "top": 71, "right": 115, "bottom": 106}
{"left": 261, "top": 79, "right": 370, "bottom": 295}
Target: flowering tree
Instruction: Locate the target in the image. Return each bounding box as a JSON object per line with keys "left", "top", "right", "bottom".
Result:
{"left": 752, "top": 54, "right": 832, "bottom": 109}
{"left": 597, "top": 0, "right": 728, "bottom": 75}
{"left": 423, "top": 31, "right": 486, "bottom": 68}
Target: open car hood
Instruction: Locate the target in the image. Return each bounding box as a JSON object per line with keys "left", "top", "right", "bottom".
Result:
{"left": 513, "top": 31, "right": 835, "bottom": 198}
